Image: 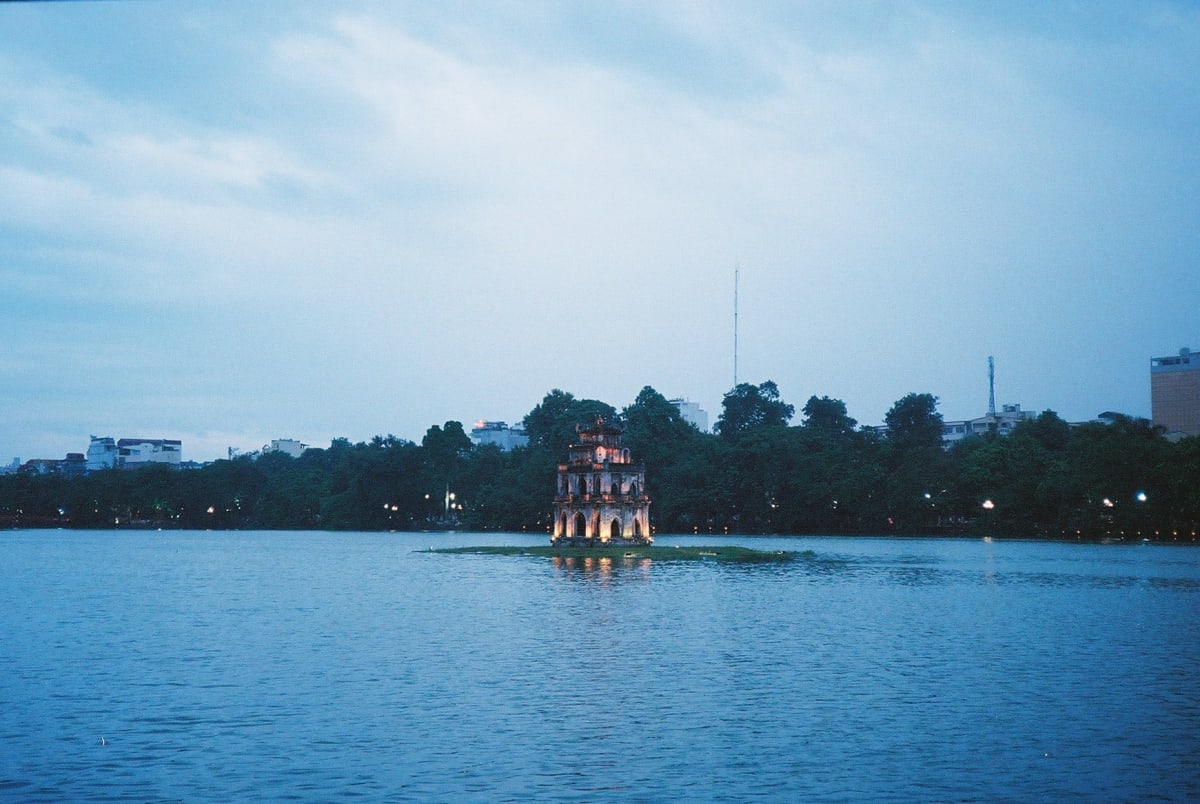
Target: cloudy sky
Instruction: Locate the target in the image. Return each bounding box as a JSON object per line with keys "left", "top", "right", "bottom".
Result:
{"left": 2, "top": 1, "right": 1197, "bottom": 462}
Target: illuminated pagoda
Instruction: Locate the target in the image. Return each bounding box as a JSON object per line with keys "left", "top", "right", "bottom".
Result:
{"left": 552, "top": 418, "right": 651, "bottom": 546}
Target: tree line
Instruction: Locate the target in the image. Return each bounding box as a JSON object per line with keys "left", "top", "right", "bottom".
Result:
{"left": 3, "top": 383, "right": 1198, "bottom": 541}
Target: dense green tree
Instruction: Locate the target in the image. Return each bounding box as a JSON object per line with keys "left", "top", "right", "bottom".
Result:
{"left": 1048, "top": 415, "right": 1169, "bottom": 537}
{"left": 659, "top": 435, "right": 736, "bottom": 533}
{"left": 4, "top": 386, "right": 1198, "bottom": 541}
{"left": 871, "top": 393, "right": 949, "bottom": 532}
{"left": 1162, "top": 436, "right": 1200, "bottom": 538}
{"left": 622, "top": 387, "right": 697, "bottom": 467}
{"left": 422, "top": 423, "right": 471, "bottom": 465}
{"left": 949, "top": 427, "right": 1055, "bottom": 536}
{"left": 884, "top": 393, "right": 943, "bottom": 451}
{"left": 774, "top": 421, "right": 873, "bottom": 534}
{"left": 458, "top": 444, "right": 549, "bottom": 532}
{"left": 254, "top": 452, "right": 327, "bottom": 529}
{"left": 620, "top": 386, "right": 705, "bottom": 532}
{"left": 523, "top": 390, "right": 618, "bottom": 458}
{"left": 522, "top": 389, "right": 576, "bottom": 451}
{"left": 714, "top": 381, "right": 794, "bottom": 438}
{"left": 1022, "top": 410, "right": 1072, "bottom": 452}
{"left": 725, "top": 424, "right": 797, "bottom": 532}
{"left": 801, "top": 396, "right": 857, "bottom": 435}
{"left": 422, "top": 422, "right": 472, "bottom": 493}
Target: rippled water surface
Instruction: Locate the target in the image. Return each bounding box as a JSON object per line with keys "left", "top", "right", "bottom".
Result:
{"left": 2, "top": 531, "right": 1198, "bottom": 801}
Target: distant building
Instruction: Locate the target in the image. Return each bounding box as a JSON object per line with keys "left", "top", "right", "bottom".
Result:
{"left": 470, "top": 421, "right": 529, "bottom": 451}
{"left": 19, "top": 459, "right": 61, "bottom": 476}
{"left": 669, "top": 398, "right": 709, "bottom": 433}
{"left": 19, "top": 453, "right": 85, "bottom": 478}
{"left": 86, "top": 436, "right": 117, "bottom": 471}
{"left": 113, "top": 438, "right": 184, "bottom": 469}
{"left": 263, "top": 439, "right": 309, "bottom": 458}
{"left": 1151, "top": 347, "right": 1200, "bottom": 439}
{"left": 62, "top": 453, "right": 86, "bottom": 477}
{"left": 1, "top": 458, "right": 19, "bottom": 475}
{"left": 87, "top": 436, "right": 183, "bottom": 469}
{"left": 940, "top": 404, "right": 1036, "bottom": 446}
{"left": 868, "top": 403, "right": 1037, "bottom": 447}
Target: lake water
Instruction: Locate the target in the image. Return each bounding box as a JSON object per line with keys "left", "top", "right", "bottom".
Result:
{"left": 1, "top": 530, "right": 1197, "bottom": 801}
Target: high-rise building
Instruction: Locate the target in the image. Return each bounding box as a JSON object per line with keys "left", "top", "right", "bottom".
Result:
{"left": 263, "top": 439, "right": 309, "bottom": 458}
{"left": 469, "top": 421, "right": 529, "bottom": 451}
{"left": 669, "top": 398, "right": 709, "bottom": 433}
{"left": 116, "top": 438, "right": 182, "bottom": 468}
{"left": 88, "top": 436, "right": 182, "bottom": 470}
{"left": 86, "top": 436, "right": 117, "bottom": 470}
{"left": 1151, "top": 347, "right": 1200, "bottom": 439}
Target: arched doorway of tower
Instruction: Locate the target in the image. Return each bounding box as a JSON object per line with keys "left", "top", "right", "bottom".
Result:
{"left": 610, "top": 519, "right": 621, "bottom": 542}
{"left": 573, "top": 512, "right": 587, "bottom": 540}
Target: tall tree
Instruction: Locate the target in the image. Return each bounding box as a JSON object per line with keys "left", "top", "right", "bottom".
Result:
{"left": 714, "top": 381, "right": 794, "bottom": 438}
{"left": 884, "top": 393, "right": 944, "bottom": 451}
{"left": 522, "top": 389, "right": 577, "bottom": 451}
{"left": 801, "top": 395, "right": 857, "bottom": 435}
{"left": 422, "top": 422, "right": 472, "bottom": 468}
{"left": 422, "top": 421, "right": 473, "bottom": 504}
{"left": 622, "top": 386, "right": 705, "bottom": 530}
{"left": 522, "top": 390, "right": 618, "bottom": 458}
{"left": 1020, "top": 410, "right": 1072, "bottom": 452}
{"left": 622, "top": 387, "right": 696, "bottom": 463}
{"left": 874, "top": 393, "right": 948, "bottom": 532}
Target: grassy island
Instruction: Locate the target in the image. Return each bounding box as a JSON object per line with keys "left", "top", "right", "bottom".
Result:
{"left": 429, "top": 544, "right": 797, "bottom": 563}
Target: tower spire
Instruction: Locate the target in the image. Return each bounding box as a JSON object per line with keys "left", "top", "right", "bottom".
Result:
{"left": 733, "top": 266, "right": 739, "bottom": 387}
{"left": 987, "top": 356, "right": 996, "bottom": 417}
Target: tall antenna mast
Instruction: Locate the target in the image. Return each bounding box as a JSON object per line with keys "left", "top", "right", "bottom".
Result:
{"left": 733, "top": 266, "right": 739, "bottom": 387}
{"left": 987, "top": 355, "right": 996, "bottom": 417}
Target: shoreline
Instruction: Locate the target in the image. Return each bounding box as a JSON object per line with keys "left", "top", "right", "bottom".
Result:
{"left": 1, "top": 525, "right": 1195, "bottom": 546}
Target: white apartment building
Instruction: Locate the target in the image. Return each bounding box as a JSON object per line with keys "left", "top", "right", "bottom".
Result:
{"left": 669, "top": 398, "right": 709, "bottom": 433}
{"left": 940, "top": 404, "right": 1036, "bottom": 446}
{"left": 87, "top": 436, "right": 182, "bottom": 469}
{"left": 263, "top": 439, "right": 309, "bottom": 458}
{"left": 470, "top": 421, "right": 530, "bottom": 451}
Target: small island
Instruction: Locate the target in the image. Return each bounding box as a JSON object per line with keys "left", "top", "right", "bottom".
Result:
{"left": 432, "top": 418, "right": 793, "bottom": 563}
{"left": 430, "top": 544, "right": 796, "bottom": 563}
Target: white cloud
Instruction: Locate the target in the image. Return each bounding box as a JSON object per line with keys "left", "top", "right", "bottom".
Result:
{"left": 0, "top": 2, "right": 1196, "bottom": 460}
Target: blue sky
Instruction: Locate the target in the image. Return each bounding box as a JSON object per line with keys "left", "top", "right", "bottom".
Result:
{"left": 2, "top": 1, "right": 1197, "bottom": 462}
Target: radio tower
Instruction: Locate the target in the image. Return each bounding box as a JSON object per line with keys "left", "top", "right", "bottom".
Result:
{"left": 987, "top": 356, "right": 996, "bottom": 417}
{"left": 733, "top": 266, "right": 739, "bottom": 387}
